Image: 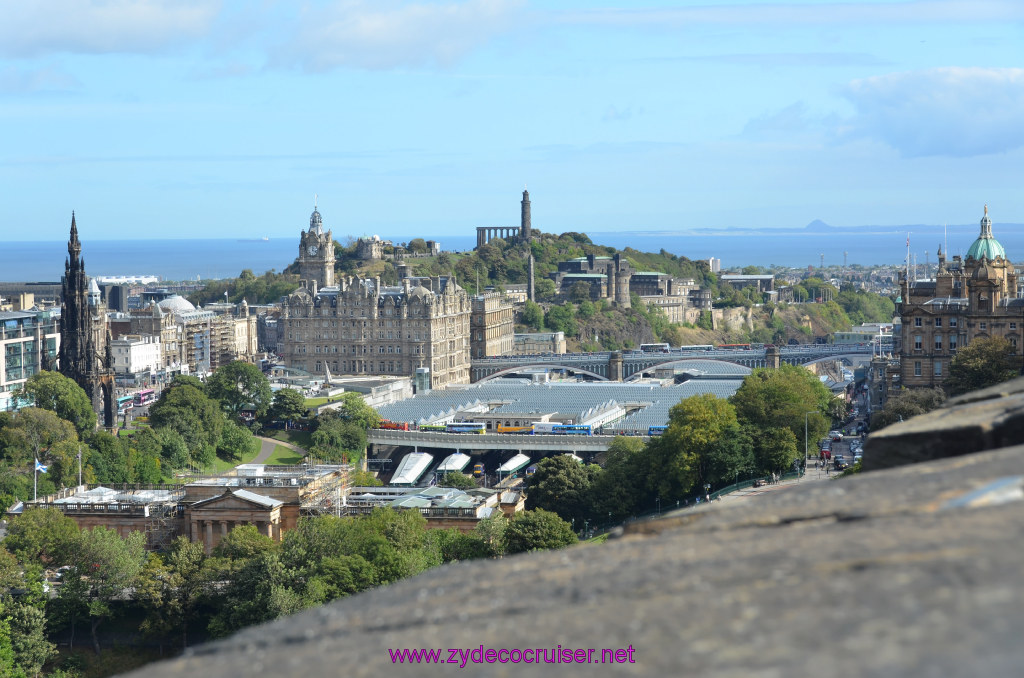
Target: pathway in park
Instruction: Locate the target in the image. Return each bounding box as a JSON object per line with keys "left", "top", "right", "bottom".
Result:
{"left": 252, "top": 436, "right": 307, "bottom": 465}
{"left": 717, "top": 464, "right": 832, "bottom": 504}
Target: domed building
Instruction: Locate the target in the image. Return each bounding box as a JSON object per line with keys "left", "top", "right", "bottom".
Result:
{"left": 898, "top": 205, "right": 1023, "bottom": 389}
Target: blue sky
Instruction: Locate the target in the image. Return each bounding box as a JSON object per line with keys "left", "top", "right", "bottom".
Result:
{"left": 2, "top": 0, "right": 1023, "bottom": 242}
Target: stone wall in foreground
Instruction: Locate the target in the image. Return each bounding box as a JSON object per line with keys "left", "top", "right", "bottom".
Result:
{"left": 862, "top": 375, "right": 1024, "bottom": 471}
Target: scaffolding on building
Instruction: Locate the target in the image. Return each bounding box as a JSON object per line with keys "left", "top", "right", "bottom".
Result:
{"left": 294, "top": 465, "right": 352, "bottom": 518}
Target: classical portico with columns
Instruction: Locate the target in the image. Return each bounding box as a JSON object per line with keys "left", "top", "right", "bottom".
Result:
{"left": 188, "top": 489, "right": 284, "bottom": 554}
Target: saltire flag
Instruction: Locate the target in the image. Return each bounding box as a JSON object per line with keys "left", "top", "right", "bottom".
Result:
{"left": 34, "top": 459, "right": 48, "bottom": 473}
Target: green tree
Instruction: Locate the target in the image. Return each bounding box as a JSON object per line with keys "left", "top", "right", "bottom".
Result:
{"left": 217, "top": 420, "right": 259, "bottom": 462}
{"left": 945, "top": 336, "right": 1019, "bottom": 396}
{"left": 310, "top": 419, "right": 366, "bottom": 463}
{"left": 589, "top": 436, "right": 651, "bottom": 520}
{"left": 212, "top": 524, "right": 277, "bottom": 561}
{"left": 0, "top": 407, "right": 77, "bottom": 471}
{"left": 16, "top": 371, "right": 96, "bottom": 435}
{"left": 268, "top": 388, "right": 307, "bottom": 422}
{"left": 522, "top": 300, "right": 544, "bottom": 331}
{"left": 85, "top": 430, "right": 131, "bottom": 484}
{"left": 62, "top": 527, "right": 147, "bottom": 656}
{"left": 168, "top": 374, "right": 206, "bottom": 393}
{"left": 870, "top": 388, "right": 946, "bottom": 431}
{"left": 436, "top": 472, "right": 476, "bottom": 490}
{"left": 426, "top": 529, "right": 489, "bottom": 563}
{"left": 4, "top": 507, "right": 80, "bottom": 566}
{"left": 534, "top": 278, "right": 556, "bottom": 302}
{"left": 320, "top": 393, "right": 381, "bottom": 431}
{"left": 701, "top": 423, "right": 755, "bottom": 488}
{"left": 648, "top": 393, "right": 739, "bottom": 499}
{"left": 751, "top": 426, "right": 799, "bottom": 474}
{"left": 473, "top": 514, "right": 509, "bottom": 557}
{"left": 505, "top": 509, "right": 578, "bottom": 553}
{"left": 133, "top": 427, "right": 189, "bottom": 471}
{"left": 729, "top": 364, "right": 833, "bottom": 445}
{"left": 8, "top": 600, "right": 55, "bottom": 677}
{"left": 696, "top": 310, "right": 714, "bottom": 331}
{"left": 207, "top": 552, "right": 306, "bottom": 639}
{"left": 149, "top": 384, "right": 223, "bottom": 469}
{"left": 206, "top": 361, "right": 272, "bottom": 419}
{"left": 348, "top": 470, "right": 383, "bottom": 487}
{"left": 407, "top": 238, "right": 427, "bottom": 253}
{"left": 524, "top": 456, "right": 599, "bottom": 526}
{"left": 137, "top": 537, "right": 206, "bottom": 651}
{"left": 545, "top": 304, "right": 578, "bottom": 337}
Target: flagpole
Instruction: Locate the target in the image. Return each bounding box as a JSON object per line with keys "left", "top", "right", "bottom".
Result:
{"left": 78, "top": 445, "right": 82, "bottom": 488}
{"left": 33, "top": 459, "right": 37, "bottom": 501}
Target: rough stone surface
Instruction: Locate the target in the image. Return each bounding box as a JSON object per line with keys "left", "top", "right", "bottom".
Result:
{"left": 118, "top": 446, "right": 1024, "bottom": 678}
{"left": 863, "top": 375, "right": 1024, "bottom": 471}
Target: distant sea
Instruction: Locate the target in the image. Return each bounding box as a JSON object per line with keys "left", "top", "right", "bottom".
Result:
{"left": 1, "top": 224, "right": 1020, "bottom": 282}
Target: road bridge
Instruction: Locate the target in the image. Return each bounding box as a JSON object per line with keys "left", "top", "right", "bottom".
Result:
{"left": 470, "top": 344, "right": 875, "bottom": 382}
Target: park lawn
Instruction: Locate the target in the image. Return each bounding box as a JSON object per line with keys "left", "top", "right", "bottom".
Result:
{"left": 304, "top": 397, "right": 329, "bottom": 408}
{"left": 264, "top": 444, "right": 304, "bottom": 465}
{"left": 208, "top": 442, "right": 263, "bottom": 474}
{"left": 264, "top": 429, "right": 313, "bottom": 450}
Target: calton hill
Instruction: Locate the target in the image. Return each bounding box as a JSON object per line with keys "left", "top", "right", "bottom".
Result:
{"left": 188, "top": 229, "right": 896, "bottom": 348}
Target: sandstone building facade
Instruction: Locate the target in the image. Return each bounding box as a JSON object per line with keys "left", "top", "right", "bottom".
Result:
{"left": 470, "top": 292, "right": 515, "bottom": 358}
{"left": 898, "top": 206, "right": 1024, "bottom": 389}
{"left": 280, "top": 274, "right": 471, "bottom": 388}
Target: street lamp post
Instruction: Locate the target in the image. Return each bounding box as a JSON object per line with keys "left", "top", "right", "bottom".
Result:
{"left": 804, "top": 411, "right": 818, "bottom": 461}
{"left": 656, "top": 497, "right": 661, "bottom": 515}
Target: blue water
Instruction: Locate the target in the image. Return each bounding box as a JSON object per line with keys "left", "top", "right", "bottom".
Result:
{"left": 0, "top": 225, "right": 1019, "bottom": 282}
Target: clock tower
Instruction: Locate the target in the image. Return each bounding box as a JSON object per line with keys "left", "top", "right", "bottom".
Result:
{"left": 298, "top": 201, "right": 335, "bottom": 290}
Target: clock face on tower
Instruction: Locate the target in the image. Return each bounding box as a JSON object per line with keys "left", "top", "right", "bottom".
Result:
{"left": 307, "top": 244, "right": 319, "bottom": 256}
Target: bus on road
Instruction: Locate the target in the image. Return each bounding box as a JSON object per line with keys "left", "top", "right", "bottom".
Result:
{"left": 446, "top": 422, "right": 486, "bottom": 434}
{"left": 134, "top": 389, "right": 156, "bottom": 405}
{"left": 117, "top": 396, "right": 134, "bottom": 415}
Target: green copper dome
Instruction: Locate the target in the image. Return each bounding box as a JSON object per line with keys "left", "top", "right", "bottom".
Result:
{"left": 966, "top": 204, "right": 1006, "bottom": 260}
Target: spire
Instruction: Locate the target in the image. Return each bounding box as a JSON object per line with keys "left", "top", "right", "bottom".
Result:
{"left": 68, "top": 211, "right": 82, "bottom": 262}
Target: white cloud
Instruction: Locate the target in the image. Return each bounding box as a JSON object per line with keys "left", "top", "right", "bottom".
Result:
{"left": 556, "top": 1, "right": 1024, "bottom": 27}
{"left": 842, "top": 67, "right": 1024, "bottom": 157}
{"left": 0, "top": 0, "right": 221, "bottom": 58}
{"left": 273, "top": 0, "right": 525, "bottom": 72}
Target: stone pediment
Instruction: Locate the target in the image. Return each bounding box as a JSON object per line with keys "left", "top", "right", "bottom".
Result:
{"left": 191, "top": 489, "right": 282, "bottom": 512}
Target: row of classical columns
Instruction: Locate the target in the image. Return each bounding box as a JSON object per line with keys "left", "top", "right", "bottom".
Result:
{"left": 476, "top": 226, "right": 520, "bottom": 248}
{"left": 192, "top": 518, "right": 280, "bottom": 554}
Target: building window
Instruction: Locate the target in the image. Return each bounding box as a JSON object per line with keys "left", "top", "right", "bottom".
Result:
{"left": 980, "top": 322, "right": 987, "bottom": 330}
{"left": 949, "top": 336, "right": 958, "bottom": 350}
{"left": 934, "top": 362, "right": 942, "bottom": 376}
{"left": 1012, "top": 323, "right": 1018, "bottom": 330}
{"left": 914, "top": 317, "right": 922, "bottom": 327}
{"left": 950, "top": 318, "right": 957, "bottom": 328}
{"left": 914, "top": 361, "right": 922, "bottom": 377}
{"left": 914, "top": 335, "right": 922, "bottom": 350}
{"left": 934, "top": 335, "right": 942, "bottom": 350}
{"left": 934, "top": 318, "right": 942, "bottom": 327}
